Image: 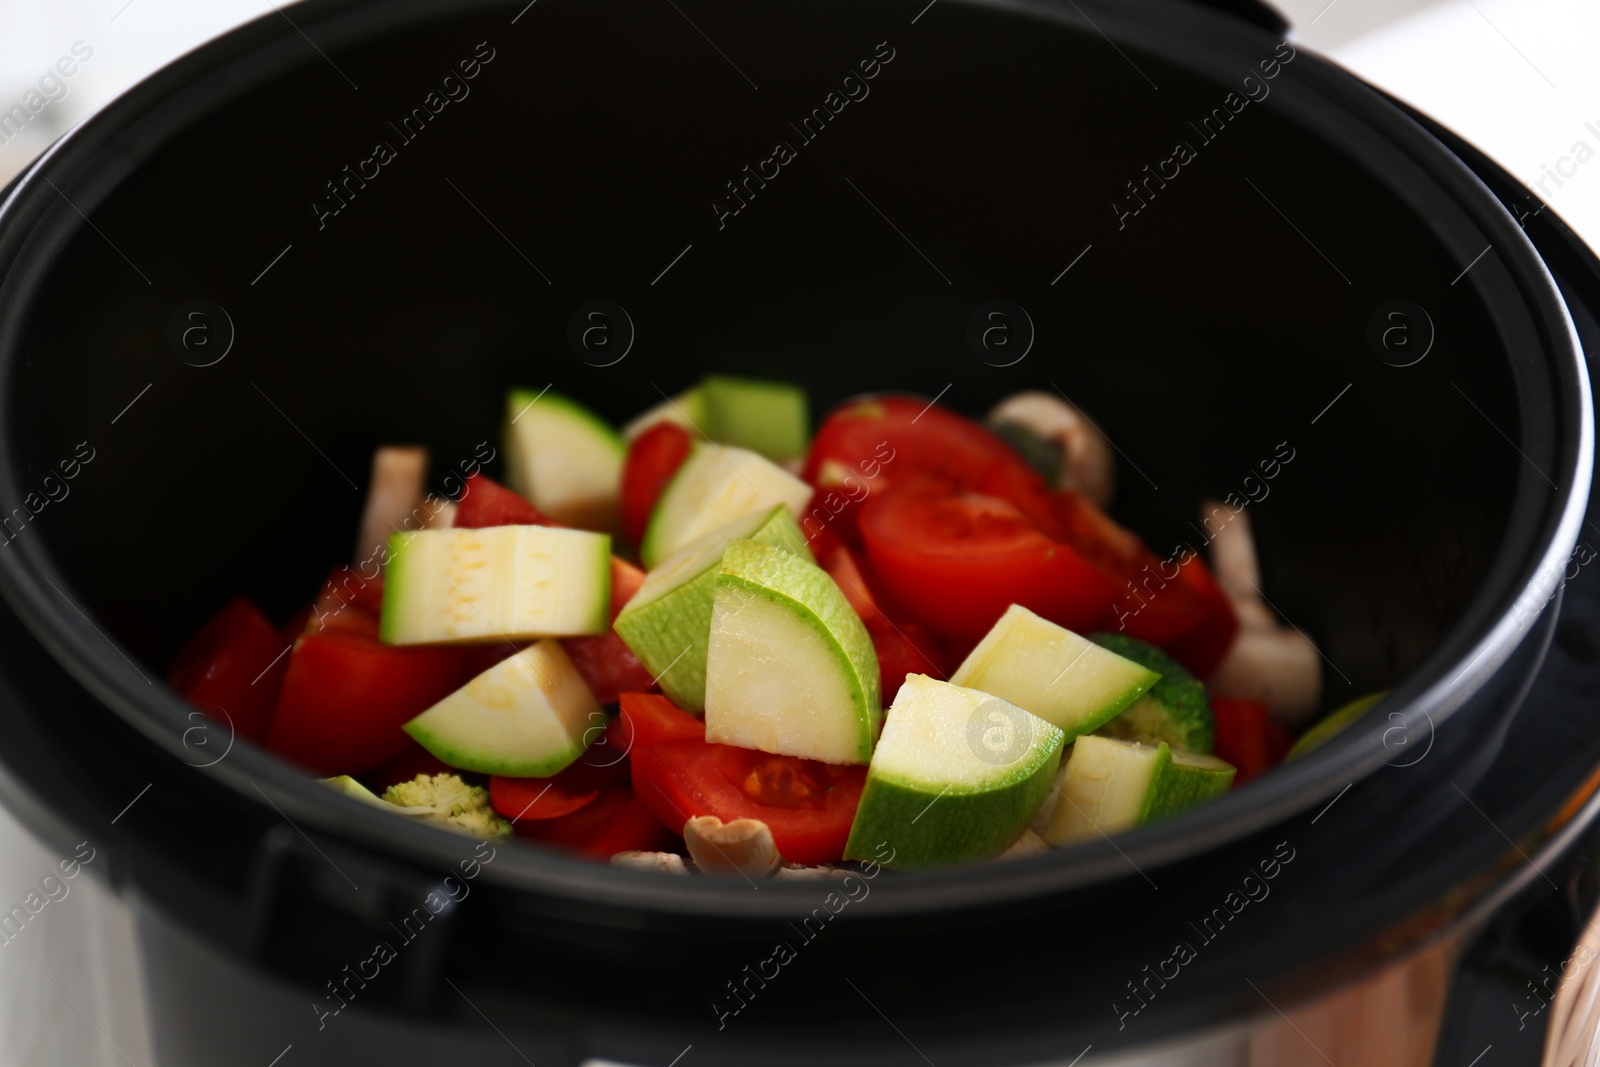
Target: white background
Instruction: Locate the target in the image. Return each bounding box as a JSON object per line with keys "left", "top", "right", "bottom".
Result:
{"left": 0, "top": 0, "right": 1597, "bottom": 1063}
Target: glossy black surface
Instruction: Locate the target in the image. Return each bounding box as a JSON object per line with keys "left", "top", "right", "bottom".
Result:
{"left": 0, "top": 0, "right": 1592, "bottom": 1063}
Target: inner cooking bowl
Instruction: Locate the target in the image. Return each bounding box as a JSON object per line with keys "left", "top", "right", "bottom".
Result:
{"left": 0, "top": 0, "right": 1587, "bottom": 914}
{"left": 1, "top": 1, "right": 1596, "bottom": 1063}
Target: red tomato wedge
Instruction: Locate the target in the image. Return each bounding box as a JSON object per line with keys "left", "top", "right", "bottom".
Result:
{"left": 564, "top": 557, "right": 654, "bottom": 703}
{"left": 820, "top": 543, "right": 892, "bottom": 634}
{"left": 460, "top": 641, "right": 525, "bottom": 678}
{"left": 1211, "top": 697, "right": 1289, "bottom": 787}
{"left": 519, "top": 786, "right": 678, "bottom": 855}
{"left": 819, "top": 544, "right": 946, "bottom": 698}
{"left": 266, "top": 629, "right": 470, "bottom": 776}
{"left": 807, "top": 397, "right": 1205, "bottom": 647}
{"left": 609, "top": 557, "right": 647, "bottom": 613}
{"left": 614, "top": 692, "right": 706, "bottom": 751}
{"left": 280, "top": 606, "right": 313, "bottom": 644}
{"left": 564, "top": 633, "right": 655, "bottom": 705}
{"left": 448, "top": 476, "right": 653, "bottom": 703}
{"left": 318, "top": 565, "right": 385, "bottom": 614}
{"left": 168, "top": 597, "right": 289, "bottom": 745}
{"left": 307, "top": 567, "right": 383, "bottom": 637}
{"left": 804, "top": 395, "right": 1017, "bottom": 494}
{"left": 1164, "top": 555, "right": 1241, "bottom": 678}
{"left": 976, "top": 463, "right": 1212, "bottom": 650}
{"left": 858, "top": 488, "right": 1117, "bottom": 643}
{"left": 802, "top": 395, "right": 1025, "bottom": 537}
{"left": 490, "top": 774, "right": 598, "bottom": 821}
{"left": 558, "top": 742, "right": 636, "bottom": 791}
{"left": 621, "top": 422, "right": 693, "bottom": 547}
{"left": 872, "top": 627, "right": 945, "bottom": 704}
{"left": 633, "top": 741, "right": 867, "bottom": 865}
{"left": 1267, "top": 720, "right": 1294, "bottom": 765}
{"left": 1049, "top": 491, "right": 1207, "bottom": 648}
{"left": 972, "top": 460, "right": 1074, "bottom": 543}
{"left": 491, "top": 734, "right": 632, "bottom": 819}
{"left": 453, "top": 472, "right": 552, "bottom": 528}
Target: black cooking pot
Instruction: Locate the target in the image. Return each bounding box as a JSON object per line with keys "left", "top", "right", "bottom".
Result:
{"left": 0, "top": 0, "right": 1595, "bottom": 1063}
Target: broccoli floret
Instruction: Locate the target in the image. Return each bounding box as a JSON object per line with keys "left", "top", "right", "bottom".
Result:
{"left": 1089, "top": 633, "right": 1214, "bottom": 754}
{"left": 381, "top": 773, "right": 512, "bottom": 841}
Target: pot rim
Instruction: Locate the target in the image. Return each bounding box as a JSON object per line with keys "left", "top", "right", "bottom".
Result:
{"left": 0, "top": 0, "right": 1589, "bottom": 921}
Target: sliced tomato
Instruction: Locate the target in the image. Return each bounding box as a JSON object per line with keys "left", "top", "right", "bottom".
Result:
{"left": 564, "top": 633, "right": 656, "bottom": 705}
{"left": 453, "top": 472, "right": 552, "bottom": 528}
{"left": 559, "top": 738, "right": 635, "bottom": 791}
{"left": 633, "top": 740, "right": 867, "bottom": 865}
{"left": 365, "top": 744, "right": 453, "bottom": 791}
{"left": 280, "top": 606, "right": 314, "bottom": 643}
{"left": 621, "top": 422, "right": 693, "bottom": 547}
{"left": 820, "top": 543, "right": 892, "bottom": 634}
{"left": 490, "top": 721, "right": 633, "bottom": 812}
{"left": 1266, "top": 719, "right": 1294, "bottom": 765}
{"left": 561, "top": 557, "right": 654, "bottom": 704}
{"left": 309, "top": 608, "right": 380, "bottom": 639}
{"left": 609, "top": 557, "right": 647, "bottom": 615}
{"left": 520, "top": 786, "right": 678, "bottom": 855}
{"left": 804, "top": 399, "right": 1192, "bottom": 655}
{"left": 802, "top": 508, "right": 846, "bottom": 558}
{"left": 819, "top": 543, "right": 946, "bottom": 697}
{"left": 316, "top": 565, "right": 385, "bottom": 614}
{"left": 1049, "top": 491, "right": 1207, "bottom": 648}
{"left": 460, "top": 641, "right": 525, "bottom": 678}
{"left": 266, "top": 629, "right": 470, "bottom": 776}
{"left": 307, "top": 567, "right": 383, "bottom": 637}
{"left": 797, "top": 488, "right": 863, "bottom": 550}
{"left": 858, "top": 488, "right": 1117, "bottom": 643}
{"left": 1211, "top": 697, "right": 1287, "bottom": 787}
{"left": 972, "top": 460, "right": 1073, "bottom": 543}
{"left": 804, "top": 395, "right": 1018, "bottom": 491}
{"left": 1164, "top": 555, "right": 1241, "bottom": 678}
{"left": 802, "top": 396, "right": 1028, "bottom": 537}
{"left": 872, "top": 626, "right": 945, "bottom": 704}
{"left": 615, "top": 692, "right": 706, "bottom": 751}
{"left": 168, "top": 597, "right": 290, "bottom": 745}
{"left": 490, "top": 774, "right": 598, "bottom": 821}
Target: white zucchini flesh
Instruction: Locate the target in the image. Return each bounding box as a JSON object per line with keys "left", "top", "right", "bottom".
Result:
{"left": 639, "top": 444, "right": 811, "bottom": 567}
{"left": 381, "top": 525, "right": 610, "bottom": 644}
{"left": 404, "top": 640, "right": 600, "bottom": 776}
{"left": 504, "top": 390, "right": 625, "bottom": 531}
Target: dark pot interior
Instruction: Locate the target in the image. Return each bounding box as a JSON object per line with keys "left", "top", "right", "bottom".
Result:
{"left": 4, "top": 0, "right": 1560, "bottom": 695}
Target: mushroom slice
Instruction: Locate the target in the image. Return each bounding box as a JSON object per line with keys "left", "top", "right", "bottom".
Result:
{"left": 774, "top": 864, "right": 851, "bottom": 880}
{"left": 1199, "top": 498, "right": 1264, "bottom": 611}
{"left": 426, "top": 500, "right": 458, "bottom": 530}
{"left": 1198, "top": 500, "right": 1323, "bottom": 726}
{"left": 356, "top": 446, "right": 429, "bottom": 563}
{"left": 988, "top": 391, "right": 1116, "bottom": 506}
{"left": 1209, "top": 627, "right": 1324, "bottom": 728}
{"left": 683, "top": 816, "right": 783, "bottom": 878}
{"left": 610, "top": 851, "right": 690, "bottom": 875}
